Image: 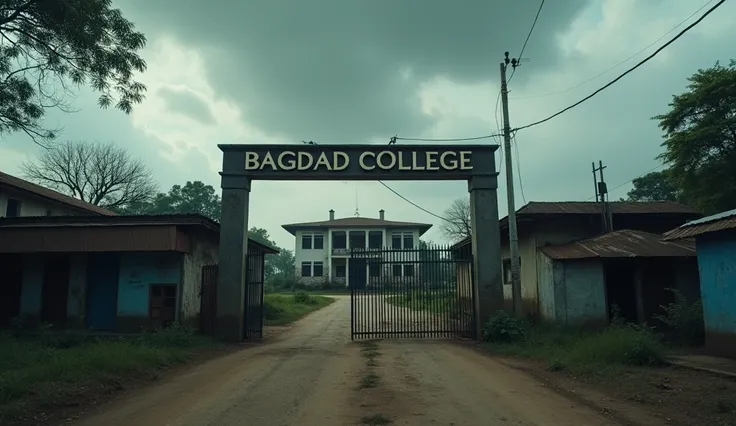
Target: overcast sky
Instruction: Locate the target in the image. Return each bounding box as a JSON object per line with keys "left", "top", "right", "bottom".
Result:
{"left": 0, "top": 0, "right": 732, "bottom": 249}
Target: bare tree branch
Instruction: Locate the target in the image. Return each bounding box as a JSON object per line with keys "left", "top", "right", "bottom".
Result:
{"left": 21, "top": 140, "right": 158, "bottom": 208}
{"left": 440, "top": 198, "right": 471, "bottom": 242}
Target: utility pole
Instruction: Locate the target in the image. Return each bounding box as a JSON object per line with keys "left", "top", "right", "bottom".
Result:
{"left": 592, "top": 161, "right": 613, "bottom": 233}
{"left": 500, "top": 53, "right": 522, "bottom": 316}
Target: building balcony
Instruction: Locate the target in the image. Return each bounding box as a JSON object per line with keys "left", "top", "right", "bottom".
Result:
{"left": 331, "top": 247, "right": 385, "bottom": 257}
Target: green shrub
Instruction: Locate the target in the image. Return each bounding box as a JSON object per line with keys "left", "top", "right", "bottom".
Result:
{"left": 138, "top": 322, "right": 197, "bottom": 348}
{"left": 482, "top": 311, "right": 527, "bottom": 343}
{"left": 263, "top": 297, "right": 287, "bottom": 320}
{"left": 293, "top": 290, "right": 313, "bottom": 304}
{"left": 653, "top": 288, "right": 704, "bottom": 346}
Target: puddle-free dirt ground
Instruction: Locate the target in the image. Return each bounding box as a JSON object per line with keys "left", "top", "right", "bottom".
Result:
{"left": 72, "top": 296, "right": 650, "bottom": 426}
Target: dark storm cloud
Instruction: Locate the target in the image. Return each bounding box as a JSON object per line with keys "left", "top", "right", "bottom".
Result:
{"left": 157, "top": 87, "right": 216, "bottom": 125}
{"left": 123, "top": 0, "right": 588, "bottom": 142}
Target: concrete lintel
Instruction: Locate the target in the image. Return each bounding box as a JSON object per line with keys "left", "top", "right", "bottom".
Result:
{"left": 220, "top": 174, "right": 252, "bottom": 191}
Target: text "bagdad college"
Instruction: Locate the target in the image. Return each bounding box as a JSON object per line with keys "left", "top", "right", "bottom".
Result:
{"left": 244, "top": 150, "right": 474, "bottom": 172}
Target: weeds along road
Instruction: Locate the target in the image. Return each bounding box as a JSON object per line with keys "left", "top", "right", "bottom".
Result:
{"left": 74, "top": 296, "right": 619, "bottom": 426}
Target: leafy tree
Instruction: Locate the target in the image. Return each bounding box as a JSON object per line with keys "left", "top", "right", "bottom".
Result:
{"left": 626, "top": 170, "right": 681, "bottom": 202}
{"left": 21, "top": 140, "right": 157, "bottom": 208}
{"left": 440, "top": 198, "right": 471, "bottom": 242}
{"left": 0, "top": 0, "right": 147, "bottom": 145}
{"left": 119, "top": 181, "right": 221, "bottom": 220}
{"left": 653, "top": 60, "right": 736, "bottom": 214}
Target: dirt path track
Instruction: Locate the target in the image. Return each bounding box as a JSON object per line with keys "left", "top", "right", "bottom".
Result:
{"left": 74, "top": 296, "right": 623, "bottom": 426}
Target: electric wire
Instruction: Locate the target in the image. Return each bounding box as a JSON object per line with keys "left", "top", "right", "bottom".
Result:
{"left": 512, "top": 0, "right": 716, "bottom": 100}
{"left": 512, "top": 0, "right": 726, "bottom": 133}
{"left": 508, "top": 0, "right": 545, "bottom": 84}
{"left": 584, "top": 163, "right": 666, "bottom": 201}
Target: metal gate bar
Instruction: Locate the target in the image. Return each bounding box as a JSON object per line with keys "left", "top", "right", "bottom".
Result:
{"left": 350, "top": 243, "right": 475, "bottom": 340}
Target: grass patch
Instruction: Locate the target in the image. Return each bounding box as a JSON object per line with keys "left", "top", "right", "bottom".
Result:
{"left": 360, "top": 413, "right": 393, "bottom": 425}
{"left": 0, "top": 324, "right": 219, "bottom": 423}
{"left": 481, "top": 313, "right": 666, "bottom": 376}
{"left": 360, "top": 372, "right": 380, "bottom": 389}
{"left": 360, "top": 343, "right": 381, "bottom": 363}
{"left": 263, "top": 292, "right": 334, "bottom": 326}
{"left": 385, "top": 290, "right": 455, "bottom": 314}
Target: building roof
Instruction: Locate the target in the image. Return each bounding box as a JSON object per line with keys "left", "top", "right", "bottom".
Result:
{"left": 502, "top": 201, "right": 699, "bottom": 223}
{"left": 663, "top": 208, "right": 736, "bottom": 240}
{"left": 281, "top": 216, "right": 433, "bottom": 236}
{"left": 540, "top": 229, "right": 695, "bottom": 260}
{"left": 0, "top": 214, "right": 279, "bottom": 254}
{"left": 0, "top": 171, "right": 116, "bottom": 216}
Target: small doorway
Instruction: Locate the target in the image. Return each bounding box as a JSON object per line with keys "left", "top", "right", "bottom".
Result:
{"left": 0, "top": 254, "right": 23, "bottom": 326}
{"left": 85, "top": 253, "right": 120, "bottom": 330}
{"left": 41, "top": 254, "right": 70, "bottom": 326}
{"left": 149, "top": 284, "right": 177, "bottom": 329}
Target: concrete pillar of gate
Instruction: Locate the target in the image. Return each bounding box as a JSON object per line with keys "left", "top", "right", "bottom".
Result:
{"left": 468, "top": 174, "right": 503, "bottom": 338}
{"left": 216, "top": 176, "right": 251, "bottom": 342}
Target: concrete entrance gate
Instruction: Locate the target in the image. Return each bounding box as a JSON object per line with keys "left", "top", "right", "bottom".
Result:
{"left": 216, "top": 144, "right": 503, "bottom": 342}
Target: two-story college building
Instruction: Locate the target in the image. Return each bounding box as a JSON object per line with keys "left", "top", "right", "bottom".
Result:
{"left": 282, "top": 209, "right": 432, "bottom": 288}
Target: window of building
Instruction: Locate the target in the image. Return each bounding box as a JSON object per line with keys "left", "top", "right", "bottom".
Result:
{"left": 392, "top": 264, "right": 402, "bottom": 277}
{"left": 391, "top": 232, "right": 414, "bottom": 249}
{"left": 349, "top": 231, "right": 366, "bottom": 249}
{"left": 368, "top": 231, "right": 383, "bottom": 249}
{"left": 301, "top": 234, "right": 312, "bottom": 250}
{"left": 5, "top": 198, "right": 20, "bottom": 217}
{"left": 332, "top": 232, "right": 347, "bottom": 249}
{"left": 502, "top": 258, "right": 520, "bottom": 284}
{"left": 313, "top": 261, "right": 324, "bottom": 277}
{"left": 301, "top": 261, "right": 312, "bottom": 276}
{"left": 335, "top": 264, "right": 346, "bottom": 278}
{"left": 313, "top": 234, "right": 324, "bottom": 250}
{"left": 403, "top": 264, "right": 415, "bottom": 277}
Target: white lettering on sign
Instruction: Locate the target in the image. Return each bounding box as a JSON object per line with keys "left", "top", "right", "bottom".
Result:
{"left": 244, "top": 150, "right": 473, "bottom": 172}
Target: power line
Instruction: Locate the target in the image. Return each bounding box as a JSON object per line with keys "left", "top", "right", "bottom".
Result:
{"left": 508, "top": 0, "right": 545, "bottom": 84}
{"left": 512, "top": 0, "right": 726, "bottom": 133}
{"left": 394, "top": 133, "right": 503, "bottom": 142}
{"left": 304, "top": 139, "right": 454, "bottom": 223}
{"left": 377, "top": 181, "right": 451, "bottom": 222}
{"left": 512, "top": 133, "right": 527, "bottom": 204}
{"left": 584, "top": 163, "right": 666, "bottom": 201}
{"left": 512, "top": 0, "right": 715, "bottom": 100}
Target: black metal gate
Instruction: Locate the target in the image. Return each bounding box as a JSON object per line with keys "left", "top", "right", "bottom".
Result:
{"left": 244, "top": 250, "right": 265, "bottom": 339}
{"left": 349, "top": 243, "right": 475, "bottom": 340}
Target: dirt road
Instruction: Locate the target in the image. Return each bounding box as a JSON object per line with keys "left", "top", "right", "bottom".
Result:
{"left": 74, "top": 296, "right": 621, "bottom": 426}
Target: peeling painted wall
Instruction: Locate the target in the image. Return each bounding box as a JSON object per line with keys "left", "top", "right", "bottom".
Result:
{"left": 695, "top": 230, "right": 736, "bottom": 358}
{"left": 537, "top": 254, "right": 607, "bottom": 326}
{"left": 181, "top": 231, "right": 219, "bottom": 326}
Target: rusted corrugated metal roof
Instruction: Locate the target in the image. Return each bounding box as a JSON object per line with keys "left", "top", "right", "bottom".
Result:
{"left": 0, "top": 214, "right": 279, "bottom": 254}
{"left": 517, "top": 201, "right": 699, "bottom": 215}
{"left": 540, "top": 229, "right": 695, "bottom": 260}
{"left": 282, "top": 216, "right": 432, "bottom": 236}
{"left": 0, "top": 171, "right": 116, "bottom": 216}
{"left": 663, "top": 208, "right": 736, "bottom": 240}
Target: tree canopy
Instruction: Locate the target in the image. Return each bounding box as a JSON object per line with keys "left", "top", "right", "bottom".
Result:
{"left": 626, "top": 170, "right": 681, "bottom": 203}
{"left": 653, "top": 60, "right": 736, "bottom": 214}
{"left": 0, "top": 0, "right": 147, "bottom": 144}
{"left": 118, "top": 181, "right": 221, "bottom": 220}
{"left": 21, "top": 140, "right": 157, "bottom": 208}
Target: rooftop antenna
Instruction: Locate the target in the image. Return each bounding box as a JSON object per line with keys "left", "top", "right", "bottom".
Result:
{"left": 354, "top": 187, "right": 360, "bottom": 217}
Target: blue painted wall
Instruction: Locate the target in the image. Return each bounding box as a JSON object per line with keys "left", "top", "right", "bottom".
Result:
{"left": 696, "top": 230, "right": 736, "bottom": 341}
{"left": 117, "top": 252, "right": 182, "bottom": 318}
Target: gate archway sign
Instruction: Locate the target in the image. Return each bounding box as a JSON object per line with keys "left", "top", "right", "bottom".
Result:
{"left": 217, "top": 144, "right": 503, "bottom": 342}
